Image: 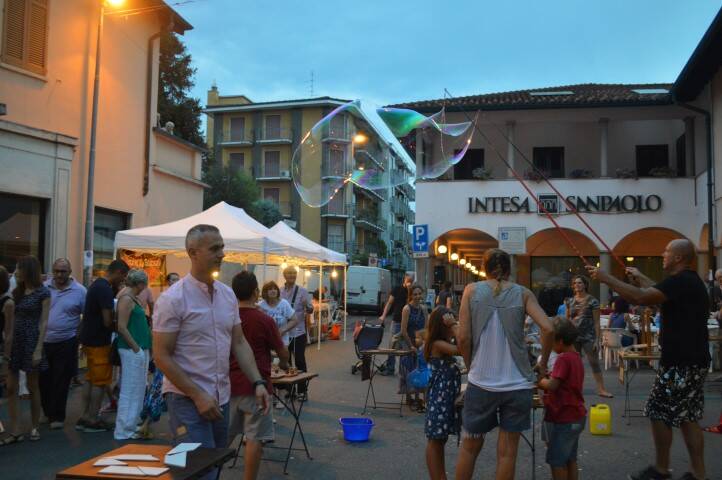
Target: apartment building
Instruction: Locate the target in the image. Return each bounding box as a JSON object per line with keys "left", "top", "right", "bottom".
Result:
{"left": 204, "top": 88, "right": 415, "bottom": 282}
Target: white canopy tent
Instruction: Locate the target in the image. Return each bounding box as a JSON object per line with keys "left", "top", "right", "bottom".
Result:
{"left": 270, "top": 222, "right": 349, "bottom": 346}
{"left": 113, "top": 202, "right": 350, "bottom": 348}
{"left": 113, "top": 202, "right": 318, "bottom": 267}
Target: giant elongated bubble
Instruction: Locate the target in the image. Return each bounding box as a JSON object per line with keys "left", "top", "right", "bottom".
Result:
{"left": 291, "top": 101, "right": 474, "bottom": 208}
{"left": 377, "top": 106, "right": 476, "bottom": 180}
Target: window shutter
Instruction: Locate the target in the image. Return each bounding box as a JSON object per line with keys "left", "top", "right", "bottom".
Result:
{"left": 2, "top": 0, "right": 26, "bottom": 67}
{"left": 26, "top": 0, "right": 48, "bottom": 74}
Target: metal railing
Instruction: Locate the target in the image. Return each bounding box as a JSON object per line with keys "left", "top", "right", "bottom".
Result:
{"left": 321, "top": 200, "right": 350, "bottom": 216}
{"left": 256, "top": 127, "right": 293, "bottom": 142}
{"left": 256, "top": 164, "right": 291, "bottom": 179}
{"left": 223, "top": 130, "right": 254, "bottom": 144}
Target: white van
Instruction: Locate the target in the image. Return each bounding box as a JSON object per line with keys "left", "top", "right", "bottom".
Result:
{"left": 346, "top": 266, "right": 391, "bottom": 314}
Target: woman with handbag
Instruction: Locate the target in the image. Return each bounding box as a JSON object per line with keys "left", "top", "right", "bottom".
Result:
{"left": 113, "top": 269, "right": 152, "bottom": 440}
{"left": 398, "top": 284, "right": 428, "bottom": 411}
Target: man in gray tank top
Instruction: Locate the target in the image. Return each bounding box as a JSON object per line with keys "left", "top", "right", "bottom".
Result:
{"left": 456, "top": 249, "right": 554, "bottom": 480}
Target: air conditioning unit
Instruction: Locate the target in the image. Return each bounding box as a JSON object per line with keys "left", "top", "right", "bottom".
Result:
{"left": 281, "top": 170, "right": 290, "bottom": 178}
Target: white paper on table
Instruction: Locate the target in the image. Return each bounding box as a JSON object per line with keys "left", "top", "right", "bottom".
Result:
{"left": 166, "top": 443, "right": 201, "bottom": 455}
{"left": 164, "top": 451, "right": 187, "bottom": 468}
{"left": 109, "top": 454, "right": 159, "bottom": 461}
{"left": 98, "top": 466, "right": 169, "bottom": 476}
{"left": 94, "top": 458, "right": 128, "bottom": 466}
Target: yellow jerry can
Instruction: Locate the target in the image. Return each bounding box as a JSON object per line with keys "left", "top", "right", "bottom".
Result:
{"left": 589, "top": 403, "right": 612, "bottom": 435}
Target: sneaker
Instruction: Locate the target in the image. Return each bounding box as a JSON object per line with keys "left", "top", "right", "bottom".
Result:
{"left": 297, "top": 393, "right": 307, "bottom": 402}
{"left": 628, "top": 466, "right": 672, "bottom": 480}
{"left": 82, "top": 419, "right": 113, "bottom": 433}
{"left": 49, "top": 421, "right": 64, "bottom": 430}
{"left": 75, "top": 418, "right": 90, "bottom": 431}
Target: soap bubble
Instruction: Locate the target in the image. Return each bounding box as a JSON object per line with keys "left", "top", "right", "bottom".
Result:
{"left": 377, "top": 106, "right": 475, "bottom": 180}
{"left": 291, "top": 101, "right": 474, "bottom": 208}
{"left": 291, "top": 100, "right": 414, "bottom": 208}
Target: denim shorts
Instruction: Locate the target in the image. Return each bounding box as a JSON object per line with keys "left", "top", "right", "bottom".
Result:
{"left": 542, "top": 418, "right": 586, "bottom": 467}
{"left": 461, "top": 384, "right": 533, "bottom": 437}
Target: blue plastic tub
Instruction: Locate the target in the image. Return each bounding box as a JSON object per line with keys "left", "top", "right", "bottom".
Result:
{"left": 339, "top": 417, "right": 374, "bottom": 442}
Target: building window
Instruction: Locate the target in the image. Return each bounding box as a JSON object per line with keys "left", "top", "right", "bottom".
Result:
{"left": 230, "top": 117, "right": 245, "bottom": 142}
{"left": 229, "top": 152, "right": 244, "bottom": 172}
{"left": 453, "top": 148, "right": 484, "bottom": 180}
{"left": 533, "top": 147, "right": 565, "bottom": 178}
{"left": 0, "top": 193, "right": 46, "bottom": 272}
{"left": 263, "top": 188, "right": 280, "bottom": 205}
{"left": 263, "top": 151, "right": 280, "bottom": 177}
{"left": 327, "top": 224, "right": 345, "bottom": 252}
{"left": 324, "top": 145, "right": 346, "bottom": 176}
{"left": 636, "top": 145, "right": 669, "bottom": 177}
{"left": 265, "top": 115, "right": 281, "bottom": 138}
{"left": 2, "top": 0, "right": 49, "bottom": 76}
{"left": 326, "top": 192, "right": 345, "bottom": 215}
{"left": 93, "top": 207, "right": 130, "bottom": 278}
{"left": 329, "top": 114, "right": 346, "bottom": 138}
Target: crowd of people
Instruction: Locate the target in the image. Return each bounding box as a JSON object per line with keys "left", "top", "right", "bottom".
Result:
{"left": 0, "top": 229, "right": 719, "bottom": 480}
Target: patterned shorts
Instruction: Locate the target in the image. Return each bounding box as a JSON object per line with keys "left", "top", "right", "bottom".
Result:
{"left": 644, "top": 365, "right": 707, "bottom": 427}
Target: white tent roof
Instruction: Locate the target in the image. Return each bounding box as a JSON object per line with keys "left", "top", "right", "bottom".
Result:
{"left": 113, "top": 202, "right": 318, "bottom": 265}
{"left": 269, "top": 222, "right": 347, "bottom": 266}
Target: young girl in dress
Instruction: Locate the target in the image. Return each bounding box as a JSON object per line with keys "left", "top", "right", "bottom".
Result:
{"left": 424, "top": 307, "right": 462, "bottom": 480}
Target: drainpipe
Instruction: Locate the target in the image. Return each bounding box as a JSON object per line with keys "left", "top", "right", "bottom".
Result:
{"left": 676, "top": 101, "right": 715, "bottom": 296}
{"left": 144, "top": 19, "right": 172, "bottom": 195}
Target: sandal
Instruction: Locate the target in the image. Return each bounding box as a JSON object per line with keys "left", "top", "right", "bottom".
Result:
{"left": 598, "top": 391, "right": 614, "bottom": 398}
{"left": 1, "top": 434, "right": 25, "bottom": 446}
{"left": 30, "top": 428, "right": 40, "bottom": 441}
{"left": 415, "top": 402, "right": 426, "bottom": 413}
{"left": 703, "top": 424, "right": 722, "bottom": 434}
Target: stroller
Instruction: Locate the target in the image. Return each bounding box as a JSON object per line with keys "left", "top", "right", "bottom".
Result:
{"left": 350, "top": 318, "right": 385, "bottom": 375}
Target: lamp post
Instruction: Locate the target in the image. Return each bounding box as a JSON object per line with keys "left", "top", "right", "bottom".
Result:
{"left": 82, "top": 1, "right": 125, "bottom": 285}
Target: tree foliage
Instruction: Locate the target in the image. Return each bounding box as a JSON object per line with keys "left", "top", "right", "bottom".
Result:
{"left": 251, "top": 199, "right": 284, "bottom": 228}
{"left": 158, "top": 32, "right": 204, "bottom": 146}
{"left": 202, "top": 165, "right": 260, "bottom": 211}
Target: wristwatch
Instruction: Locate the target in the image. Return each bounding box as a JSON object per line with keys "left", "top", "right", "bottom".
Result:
{"left": 252, "top": 379, "right": 266, "bottom": 389}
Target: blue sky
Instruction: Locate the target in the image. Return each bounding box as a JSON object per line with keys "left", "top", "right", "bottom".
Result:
{"left": 176, "top": 0, "right": 720, "bottom": 110}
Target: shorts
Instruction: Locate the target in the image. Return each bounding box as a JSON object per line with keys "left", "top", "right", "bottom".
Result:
{"left": 83, "top": 345, "right": 113, "bottom": 386}
{"left": 229, "top": 395, "right": 274, "bottom": 442}
{"left": 461, "top": 384, "right": 532, "bottom": 438}
{"left": 644, "top": 364, "right": 707, "bottom": 427}
{"left": 542, "top": 418, "right": 585, "bottom": 467}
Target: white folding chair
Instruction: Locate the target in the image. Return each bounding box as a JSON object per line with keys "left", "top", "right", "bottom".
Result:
{"left": 601, "top": 328, "right": 624, "bottom": 370}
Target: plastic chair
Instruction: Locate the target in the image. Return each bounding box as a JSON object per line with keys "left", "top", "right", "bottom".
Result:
{"left": 351, "top": 320, "right": 385, "bottom": 374}
{"left": 601, "top": 328, "right": 624, "bottom": 370}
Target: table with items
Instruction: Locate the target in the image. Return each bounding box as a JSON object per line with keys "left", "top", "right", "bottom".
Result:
{"left": 618, "top": 345, "right": 661, "bottom": 425}
{"left": 55, "top": 444, "right": 233, "bottom": 480}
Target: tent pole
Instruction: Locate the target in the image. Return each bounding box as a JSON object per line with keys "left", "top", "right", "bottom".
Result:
{"left": 318, "top": 265, "right": 323, "bottom": 351}
{"left": 262, "top": 239, "right": 267, "bottom": 285}
{"left": 343, "top": 265, "right": 347, "bottom": 341}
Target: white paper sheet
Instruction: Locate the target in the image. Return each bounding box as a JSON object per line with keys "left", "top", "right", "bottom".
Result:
{"left": 98, "top": 466, "right": 168, "bottom": 476}
{"left": 164, "top": 451, "right": 187, "bottom": 468}
{"left": 94, "top": 458, "right": 128, "bottom": 466}
{"left": 108, "top": 454, "right": 159, "bottom": 461}
{"left": 166, "top": 442, "right": 201, "bottom": 455}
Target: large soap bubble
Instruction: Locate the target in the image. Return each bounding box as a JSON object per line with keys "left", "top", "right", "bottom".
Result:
{"left": 377, "top": 106, "right": 476, "bottom": 180}
{"left": 291, "top": 101, "right": 474, "bottom": 208}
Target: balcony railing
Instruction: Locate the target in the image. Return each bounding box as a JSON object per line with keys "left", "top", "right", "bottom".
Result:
{"left": 256, "top": 128, "right": 293, "bottom": 143}
{"left": 221, "top": 130, "right": 254, "bottom": 145}
{"left": 322, "top": 124, "right": 350, "bottom": 141}
{"left": 256, "top": 165, "right": 292, "bottom": 180}
{"left": 354, "top": 183, "right": 386, "bottom": 202}
{"left": 321, "top": 200, "right": 351, "bottom": 217}
{"left": 355, "top": 209, "right": 387, "bottom": 232}
{"left": 321, "top": 161, "right": 348, "bottom": 178}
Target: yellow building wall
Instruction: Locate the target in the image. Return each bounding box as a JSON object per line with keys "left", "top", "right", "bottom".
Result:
{"left": 0, "top": 2, "right": 178, "bottom": 272}
{"left": 298, "top": 107, "right": 325, "bottom": 243}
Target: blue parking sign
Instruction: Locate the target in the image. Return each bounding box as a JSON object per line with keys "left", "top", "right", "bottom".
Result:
{"left": 412, "top": 224, "right": 429, "bottom": 258}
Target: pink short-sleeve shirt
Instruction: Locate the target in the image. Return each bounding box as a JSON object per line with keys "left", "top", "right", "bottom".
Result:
{"left": 153, "top": 274, "right": 241, "bottom": 405}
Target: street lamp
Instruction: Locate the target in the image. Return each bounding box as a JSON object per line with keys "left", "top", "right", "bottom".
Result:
{"left": 353, "top": 133, "right": 368, "bottom": 144}
{"left": 450, "top": 252, "right": 459, "bottom": 261}
{"left": 437, "top": 245, "right": 447, "bottom": 254}
{"left": 83, "top": 0, "right": 125, "bottom": 285}
{"left": 459, "top": 258, "right": 466, "bottom": 266}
